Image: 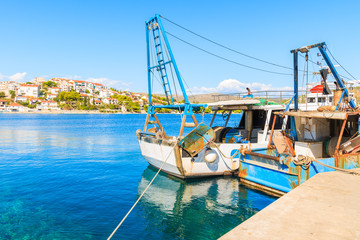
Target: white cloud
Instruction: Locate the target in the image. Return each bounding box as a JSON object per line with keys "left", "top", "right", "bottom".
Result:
{"left": 0, "top": 72, "right": 28, "bottom": 82}
{"left": 65, "top": 75, "right": 83, "bottom": 80}
{"left": 8, "top": 72, "right": 27, "bottom": 82}
{"left": 191, "top": 78, "right": 291, "bottom": 94}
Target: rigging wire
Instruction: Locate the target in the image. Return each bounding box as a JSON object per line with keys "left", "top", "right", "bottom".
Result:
{"left": 308, "top": 52, "right": 320, "bottom": 83}
{"left": 165, "top": 31, "right": 293, "bottom": 76}
{"left": 149, "top": 36, "right": 162, "bottom": 93}
{"left": 299, "top": 52, "right": 351, "bottom": 81}
{"left": 162, "top": 33, "right": 184, "bottom": 119}
{"left": 161, "top": 16, "right": 293, "bottom": 70}
{"left": 179, "top": 72, "right": 197, "bottom": 103}
{"left": 326, "top": 46, "right": 358, "bottom": 80}
{"left": 162, "top": 30, "right": 180, "bottom": 103}
{"left": 161, "top": 16, "right": 354, "bottom": 81}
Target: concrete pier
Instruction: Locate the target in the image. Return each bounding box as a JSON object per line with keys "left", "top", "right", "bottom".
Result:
{"left": 220, "top": 171, "right": 360, "bottom": 240}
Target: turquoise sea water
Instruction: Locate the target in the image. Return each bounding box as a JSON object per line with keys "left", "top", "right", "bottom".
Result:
{"left": 0, "top": 114, "right": 276, "bottom": 239}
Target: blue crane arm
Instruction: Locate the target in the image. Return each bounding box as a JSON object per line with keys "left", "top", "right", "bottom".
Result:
{"left": 318, "top": 46, "right": 356, "bottom": 109}
{"left": 291, "top": 42, "right": 356, "bottom": 109}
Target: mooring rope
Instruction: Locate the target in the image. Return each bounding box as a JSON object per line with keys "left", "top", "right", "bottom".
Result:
{"left": 311, "top": 157, "right": 360, "bottom": 175}
{"left": 107, "top": 145, "right": 175, "bottom": 240}
{"left": 294, "top": 155, "right": 360, "bottom": 175}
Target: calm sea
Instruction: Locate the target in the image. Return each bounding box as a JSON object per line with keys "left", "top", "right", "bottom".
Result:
{"left": 0, "top": 113, "right": 276, "bottom": 240}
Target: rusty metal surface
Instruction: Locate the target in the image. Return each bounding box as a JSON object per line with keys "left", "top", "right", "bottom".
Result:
{"left": 178, "top": 123, "right": 215, "bottom": 157}
{"left": 238, "top": 145, "right": 360, "bottom": 195}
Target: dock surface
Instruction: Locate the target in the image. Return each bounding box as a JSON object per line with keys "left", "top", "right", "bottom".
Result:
{"left": 220, "top": 171, "right": 360, "bottom": 240}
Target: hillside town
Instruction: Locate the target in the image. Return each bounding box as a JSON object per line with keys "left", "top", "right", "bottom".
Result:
{"left": 0, "top": 77, "right": 152, "bottom": 113}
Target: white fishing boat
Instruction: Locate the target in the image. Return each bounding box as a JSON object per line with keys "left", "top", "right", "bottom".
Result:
{"left": 137, "top": 15, "right": 291, "bottom": 178}
{"left": 137, "top": 98, "right": 290, "bottom": 178}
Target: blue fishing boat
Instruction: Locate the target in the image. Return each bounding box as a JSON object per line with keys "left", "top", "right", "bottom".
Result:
{"left": 237, "top": 42, "right": 360, "bottom": 197}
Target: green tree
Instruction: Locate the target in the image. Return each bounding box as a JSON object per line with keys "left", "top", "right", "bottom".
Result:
{"left": 85, "top": 89, "right": 90, "bottom": 94}
{"left": 58, "top": 91, "right": 82, "bottom": 102}
{"left": 0, "top": 92, "right": 5, "bottom": 98}
{"left": 9, "top": 90, "right": 15, "bottom": 99}
{"left": 42, "top": 81, "right": 57, "bottom": 88}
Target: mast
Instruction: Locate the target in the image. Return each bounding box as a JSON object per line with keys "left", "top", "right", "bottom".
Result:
{"left": 145, "top": 14, "right": 206, "bottom": 115}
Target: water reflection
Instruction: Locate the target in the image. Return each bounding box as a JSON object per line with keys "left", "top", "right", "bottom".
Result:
{"left": 136, "top": 166, "right": 276, "bottom": 240}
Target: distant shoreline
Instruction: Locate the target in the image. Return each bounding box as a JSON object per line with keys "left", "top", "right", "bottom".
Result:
{"left": 0, "top": 110, "right": 141, "bottom": 114}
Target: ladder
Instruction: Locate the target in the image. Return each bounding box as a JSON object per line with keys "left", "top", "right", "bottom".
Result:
{"left": 151, "top": 22, "right": 174, "bottom": 105}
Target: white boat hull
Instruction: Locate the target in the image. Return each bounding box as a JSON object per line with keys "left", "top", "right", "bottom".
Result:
{"left": 138, "top": 133, "right": 267, "bottom": 178}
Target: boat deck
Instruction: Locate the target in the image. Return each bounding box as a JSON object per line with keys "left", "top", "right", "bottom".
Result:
{"left": 220, "top": 169, "right": 360, "bottom": 240}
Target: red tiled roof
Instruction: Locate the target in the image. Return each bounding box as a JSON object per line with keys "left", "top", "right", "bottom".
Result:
{"left": 20, "top": 84, "right": 39, "bottom": 87}
{"left": 9, "top": 102, "right": 22, "bottom": 107}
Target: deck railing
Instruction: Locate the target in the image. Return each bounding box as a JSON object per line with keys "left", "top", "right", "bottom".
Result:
{"left": 212, "top": 90, "right": 307, "bottom": 103}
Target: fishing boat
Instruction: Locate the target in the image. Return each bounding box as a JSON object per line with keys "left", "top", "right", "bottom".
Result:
{"left": 237, "top": 42, "right": 360, "bottom": 197}
{"left": 136, "top": 15, "right": 293, "bottom": 178}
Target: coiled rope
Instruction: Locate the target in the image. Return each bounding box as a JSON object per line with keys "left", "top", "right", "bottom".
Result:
{"left": 293, "top": 155, "right": 312, "bottom": 170}
{"left": 294, "top": 155, "right": 360, "bottom": 175}
{"left": 107, "top": 145, "right": 175, "bottom": 240}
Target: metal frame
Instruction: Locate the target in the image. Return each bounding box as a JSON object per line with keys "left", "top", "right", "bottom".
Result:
{"left": 144, "top": 14, "right": 206, "bottom": 137}
{"left": 291, "top": 42, "right": 356, "bottom": 110}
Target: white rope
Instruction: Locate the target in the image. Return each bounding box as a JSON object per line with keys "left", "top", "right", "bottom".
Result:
{"left": 107, "top": 145, "right": 175, "bottom": 240}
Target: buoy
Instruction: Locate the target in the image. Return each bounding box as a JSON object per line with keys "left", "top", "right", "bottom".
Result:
{"left": 204, "top": 148, "right": 218, "bottom": 163}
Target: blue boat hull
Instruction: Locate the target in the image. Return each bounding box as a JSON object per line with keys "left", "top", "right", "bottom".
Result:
{"left": 236, "top": 148, "right": 360, "bottom": 197}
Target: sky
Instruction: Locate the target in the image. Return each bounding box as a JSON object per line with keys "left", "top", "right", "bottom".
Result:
{"left": 0, "top": 0, "right": 359, "bottom": 95}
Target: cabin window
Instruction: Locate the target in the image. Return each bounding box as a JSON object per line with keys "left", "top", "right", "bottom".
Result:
{"left": 329, "top": 97, "right": 333, "bottom": 102}
{"left": 318, "top": 97, "right": 326, "bottom": 103}
{"left": 308, "top": 98, "right": 316, "bottom": 103}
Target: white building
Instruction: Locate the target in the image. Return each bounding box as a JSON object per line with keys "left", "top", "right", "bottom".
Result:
{"left": 14, "top": 96, "right": 28, "bottom": 102}
{"left": 7, "top": 102, "right": 26, "bottom": 112}
{"left": 99, "top": 90, "right": 110, "bottom": 98}
{"left": 33, "top": 77, "right": 46, "bottom": 85}
{"left": 51, "top": 78, "right": 72, "bottom": 92}
{"left": 49, "top": 87, "right": 61, "bottom": 95}
{"left": 103, "top": 98, "right": 118, "bottom": 105}
{"left": 19, "top": 84, "right": 40, "bottom": 97}
{"left": 94, "top": 83, "right": 106, "bottom": 91}
{"left": 47, "top": 94, "right": 57, "bottom": 100}
{"left": 37, "top": 100, "right": 59, "bottom": 110}
{"left": 0, "top": 99, "right": 7, "bottom": 110}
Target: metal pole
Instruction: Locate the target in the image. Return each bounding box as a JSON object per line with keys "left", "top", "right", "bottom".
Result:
{"left": 293, "top": 50, "right": 299, "bottom": 110}
{"left": 156, "top": 15, "right": 190, "bottom": 104}
{"left": 146, "top": 21, "right": 152, "bottom": 108}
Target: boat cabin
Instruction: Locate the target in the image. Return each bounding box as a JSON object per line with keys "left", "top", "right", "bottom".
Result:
{"left": 273, "top": 111, "right": 360, "bottom": 158}
{"left": 208, "top": 99, "right": 289, "bottom": 144}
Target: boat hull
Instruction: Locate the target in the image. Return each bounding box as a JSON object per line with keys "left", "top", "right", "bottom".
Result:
{"left": 238, "top": 149, "right": 360, "bottom": 197}
{"left": 138, "top": 133, "right": 268, "bottom": 179}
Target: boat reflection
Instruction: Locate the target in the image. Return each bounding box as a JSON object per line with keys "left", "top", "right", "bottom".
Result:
{"left": 136, "top": 166, "right": 276, "bottom": 239}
